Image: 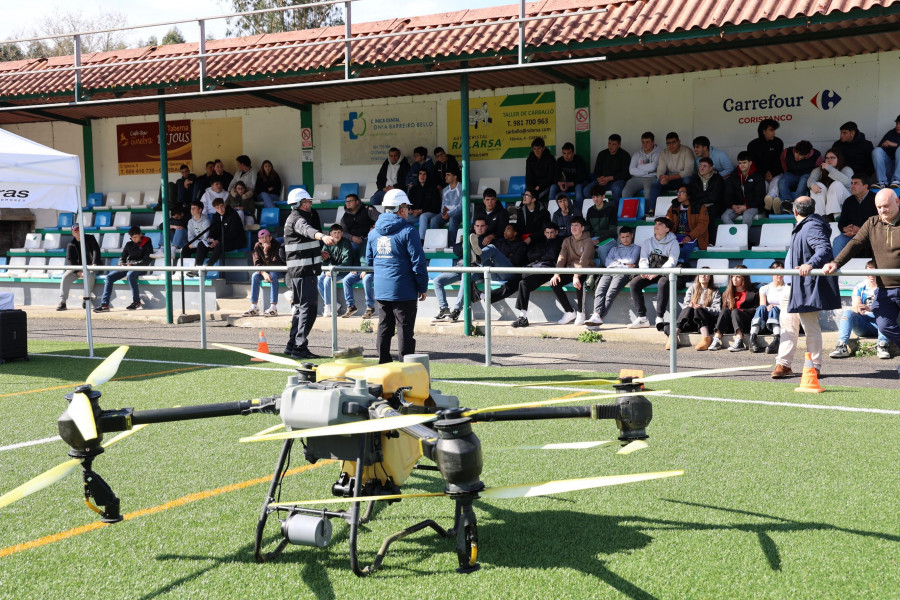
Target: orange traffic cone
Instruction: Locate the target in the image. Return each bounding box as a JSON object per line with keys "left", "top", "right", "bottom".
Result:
{"left": 794, "top": 352, "right": 824, "bottom": 393}
{"left": 251, "top": 331, "right": 270, "bottom": 362}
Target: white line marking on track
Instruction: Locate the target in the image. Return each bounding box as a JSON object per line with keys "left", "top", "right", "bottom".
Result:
{"left": 0, "top": 436, "right": 62, "bottom": 452}
{"left": 31, "top": 353, "right": 295, "bottom": 373}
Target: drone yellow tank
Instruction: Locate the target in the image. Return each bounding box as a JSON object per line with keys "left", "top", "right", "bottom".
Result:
{"left": 345, "top": 362, "right": 431, "bottom": 404}
{"left": 315, "top": 357, "right": 377, "bottom": 381}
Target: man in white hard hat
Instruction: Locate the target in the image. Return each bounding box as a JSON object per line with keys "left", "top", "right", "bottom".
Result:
{"left": 366, "top": 189, "right": 429, "bottom": 363}
{"left": 284, "top": 187, "right": 336, "bottom": 359}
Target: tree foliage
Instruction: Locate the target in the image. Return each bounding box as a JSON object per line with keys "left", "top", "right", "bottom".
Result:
{"left": 22, "top": 10, "right": 130, "bottom": 58}
{"left": 162, "top": 27, "right": 187, "bottom": 45}
{"left": 223, "top": 0, "right": 344, "bottom": 37}
{"left": 0, "top": 43, "right": 24, "bottom": 62}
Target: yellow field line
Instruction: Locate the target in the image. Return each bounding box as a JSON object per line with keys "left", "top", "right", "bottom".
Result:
{"left": 0, "top": 460, "right": 335, "bottom": 559}
{"left": 0, "top": 366, "right": 205, "bottom": 399}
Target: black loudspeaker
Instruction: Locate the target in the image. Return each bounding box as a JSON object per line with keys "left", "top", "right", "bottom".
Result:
{"left": 0, "top": 309, "right": 28, "bottom": 364}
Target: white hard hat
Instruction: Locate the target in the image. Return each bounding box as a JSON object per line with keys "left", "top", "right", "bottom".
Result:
{"left": 287, "top": 187, "right": 312, "bottom": 207}
{"left": 381, "top": 189, "right": 410, "bottom": 209}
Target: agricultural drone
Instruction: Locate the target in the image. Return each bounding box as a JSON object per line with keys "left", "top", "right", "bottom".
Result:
{"left": 0, "top": 345, "right": 765, "bottom": 575}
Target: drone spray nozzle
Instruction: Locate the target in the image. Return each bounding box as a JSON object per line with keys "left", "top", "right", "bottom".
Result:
{"left": 614, "top": 394, "right": 653, "bottom": 442}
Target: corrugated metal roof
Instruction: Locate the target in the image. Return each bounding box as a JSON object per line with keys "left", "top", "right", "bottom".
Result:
{"left": 0, "top": 0, "right": 898, "bottom": 124}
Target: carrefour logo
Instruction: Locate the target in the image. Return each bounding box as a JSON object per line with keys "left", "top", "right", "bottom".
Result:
{"left": 810, "top": 90, "right": 842, "bottom": 110}
{"left": 342, "top": 111, "right": 367, "bottom": 140}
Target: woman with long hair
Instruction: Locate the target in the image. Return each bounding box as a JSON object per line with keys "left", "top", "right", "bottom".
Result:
{"left": 708, "top": 265, "right": 759, "bottom": 351}
{"left": 667, "top": 268, "right": 721, "bottom": 351}
{"left": 807, "top": 147, "right": 853, "bottom": 219}
{"left": 748, "top": 260, "right": 786, "bottom": 353}
{"left": 255, "top": 160, "right": 283, "bottom": 209}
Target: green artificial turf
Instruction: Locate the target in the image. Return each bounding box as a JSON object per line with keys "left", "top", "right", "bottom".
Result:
{"left": 0, "top": 342, "right": 897, "bottom": 599}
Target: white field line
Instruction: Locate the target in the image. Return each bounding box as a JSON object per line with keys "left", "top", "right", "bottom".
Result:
{"left": 0, "top": 436, "right": 62, "bottom": 453}
{"left": 30, "top": 353, "right": 295, "bottom": 373}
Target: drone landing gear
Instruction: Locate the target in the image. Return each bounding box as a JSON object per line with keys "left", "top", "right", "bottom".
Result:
{"left": 81, "top": 457, "right": 122, "bottom": 524}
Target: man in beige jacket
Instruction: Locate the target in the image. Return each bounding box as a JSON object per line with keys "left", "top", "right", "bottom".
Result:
{"left": 549, "top": 216, "right": 595, "bottom": 325}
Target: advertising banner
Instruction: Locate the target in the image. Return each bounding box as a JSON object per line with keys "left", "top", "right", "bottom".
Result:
{"left": 693, "top": 62, "right": 879, "bottom": 144}
{"left": 340, "top": 102, "right": 437, "bottom": 165}
{"left": 447, "top": 92, "right": 556, "bottom": 161}
{"left": 116, "top": 120, "right": 192, "bottom": 175}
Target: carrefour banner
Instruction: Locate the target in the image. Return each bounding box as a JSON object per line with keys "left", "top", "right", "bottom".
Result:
{"left": 340, "top": 102, "right": 437, "bottom": 165}
{"left": 447, "top": 92, "right": 556, "bottom": 161}
{"left": 693, "top": 61, "right": 879, "bottom": 143}
{"left": 116, "top": 120, "right": 192, "bottom": 176}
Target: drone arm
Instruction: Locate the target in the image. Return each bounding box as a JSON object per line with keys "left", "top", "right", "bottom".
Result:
{"left": 99, "top": 397, "right": 279, "bottom": 432}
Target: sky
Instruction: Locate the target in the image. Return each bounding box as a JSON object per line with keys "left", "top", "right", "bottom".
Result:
{"left": 2, "top": 0, "right": 510, "bottom": 46}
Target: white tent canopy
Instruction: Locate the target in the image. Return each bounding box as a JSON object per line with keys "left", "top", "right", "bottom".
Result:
{"left": 0, "top": 128, "right": 81, "bottom": 211}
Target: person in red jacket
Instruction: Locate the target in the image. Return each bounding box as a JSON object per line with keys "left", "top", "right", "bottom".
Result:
{"left": 94, "top": 226, "right": 153, "bottom": 312}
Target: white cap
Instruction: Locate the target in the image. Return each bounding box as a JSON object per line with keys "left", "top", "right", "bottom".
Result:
{"left": 381, "top": 189, "right": 410, "bottom": 210}
{"left": 287, "top": 187, "right": 312, "bottom": 207}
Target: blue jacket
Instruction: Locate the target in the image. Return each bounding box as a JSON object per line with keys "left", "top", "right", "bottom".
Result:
{"left": 787, "top": 213, "right": 841, "bottom": 313}
{"left": 366, "top": 212, "right": 429, "bottom": 301}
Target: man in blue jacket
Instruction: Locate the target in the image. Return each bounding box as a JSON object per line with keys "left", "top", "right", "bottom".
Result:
{"left": 367, "top": 189, "right": 429, "bottom": 363}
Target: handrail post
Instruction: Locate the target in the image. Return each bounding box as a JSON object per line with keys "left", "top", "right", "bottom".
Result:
{"left": 198, "top": 20, "right": 207, "bottom": 92}
{"left": 484, "top": 267, "right": 492, "bottom": 366}
{"left": 344, "top": 1, "right": 352, "bottom": 80}
{"left": 668, "top": 269, "right": 678, "bottom": 373}
{"left": 330, "top": 266, "right": 338, "bottom": 354}
{"left": 74, "top": 35, "right": 82, "bottom": 102}
{"left": 199, "top": 267, "right": 207, "bottom": 349}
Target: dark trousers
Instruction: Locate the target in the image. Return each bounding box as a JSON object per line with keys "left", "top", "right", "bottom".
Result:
{"left": 550, "top": 274, "right": 584, "bottom": 313}
{"left": 715, "top": 307, "right": 754, "bottom": 335}
{"left": 873, "top": 287, "right": 900, "bottom": 346}
{"left": 515, "top": 274, "right": 553, "bottom": 310}
{"left": 287, "top": 275, "right": 318, "bottom": 353}
{"left": 489, "top": 275, "right": 522, "bottom": 303}
{"left": 629, "top": 275, "right": 671, "bottom": 318}
{"left": 376, "top": 299, "right": 418, "bottom": 364}
{"left": 194, "top": 242, "right": 224, "bottom": 266}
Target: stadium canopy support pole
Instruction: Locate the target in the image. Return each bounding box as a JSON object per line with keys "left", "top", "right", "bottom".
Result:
{"left": 158, "top": 96, "right": 173, "bottom": 325}
{"left": 574, "top": 82, "right": 591, "bottom": 164}
{"left": 460, "top": 70, "right": 471, "bottom": 336}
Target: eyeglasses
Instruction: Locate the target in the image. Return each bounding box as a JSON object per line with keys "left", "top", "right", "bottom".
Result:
{"left": 665, "top": 140, "right": 678, "bottom": 145}
{"left": 825, "top": 155, "right": 838, "bottom": 160}
{"left": 676, "top": 190, "right": 688, "bottom": 195}
{"left": 522, "top": 194, "right": 533, "bottom": 199}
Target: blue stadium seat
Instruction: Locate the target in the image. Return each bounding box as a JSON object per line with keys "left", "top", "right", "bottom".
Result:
{"left": 86, "top": 193, "right": 104, "bottom": 209}
{"left": 498, "top": 176, "right": 526, "bottom": 200}
{"left": 145, "top": 231, "right": 162, "bottom": 249}
{"left": 428, "top": 258, "right": 453, "bottom": 280}
{"left": 259, "top": 207, "right": 280, "bottom": 230}
{"left": 93, "top": 211, "right": 113, "bottom": 229}
{"left": 48, "top": 212, "right": 75, "bottom": 230}
{"left": 338, "top": 183, "right": 359, "bottom": 203}
{"left": 743, "top": 258, "right": 777, "bottom": 285}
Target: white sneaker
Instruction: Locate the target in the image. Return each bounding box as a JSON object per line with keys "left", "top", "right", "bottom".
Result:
{"left": 264, "top": 306, "right": 278, "bottom": 317}
{"left": 558, "top": 311, "right": 576, "bottom": 325}
{"left": 574, "top": 312, "right": 586, "bottom": 326}
{"left": 628, "top": 317, "right": 650, "bottom": 329}
{"left": 323, "top": 306, "right": 332, "bottom": 317}
{"left": 708, "top": 336, "right": 723, "bottom": 351}
{"left": 877, "top": 342, "right": 891, "bottom": 359}
{"left": 585, "top": 313, "right": 603, "bottom": 325}
{"left": 242, "top": 308, "right": 259, "bottom": 317}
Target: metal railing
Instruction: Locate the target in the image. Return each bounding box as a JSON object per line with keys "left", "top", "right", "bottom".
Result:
{"left": 4, "top": 263, "right": 888, "bottom": 371}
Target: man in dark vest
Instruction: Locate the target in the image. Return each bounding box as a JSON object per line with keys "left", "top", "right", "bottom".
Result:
{"left": 284, "top": 187, "right": 336, "bottom": 359}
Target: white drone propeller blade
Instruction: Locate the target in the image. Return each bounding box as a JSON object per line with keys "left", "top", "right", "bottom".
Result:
{"left": 213, "top": 343, "right": 303, "bottom": 368}
{"left": 69, "top": 392, "right": 98, "bottom": 441}
{"left": 271, "top": 491, "right": 447, "bottom": 507}
{"left": 240, "top": 413, "right": 439, "bottom": 443}
{"left": 102, "top": 424, "right": 148, "bottom": 448}
{"left": 512, "top": 441, "right": 617, "bottom": 450}
{"left": 636, "top": 365, "right": 770, "bottom": 383}
{"left": 512, "top": 378, "right": 619, "bottom": 388}
{"left": 85, "top": 346, "right": 129, "bottom": 387}
{"left": 462, "top": 389, "right": 670, "bottom": 417}
{"left": 617, "top": 440, "right": 649, "bottom": 455}
{"left": 0, "top": 458, "right": 83, "bottom": 509}
{"left": 481, "top": 470, "right": 684, "bottom": 499}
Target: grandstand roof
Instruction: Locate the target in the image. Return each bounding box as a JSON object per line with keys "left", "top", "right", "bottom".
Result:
{"left": 1, "top": 0, "right": 899, "bottom": 125}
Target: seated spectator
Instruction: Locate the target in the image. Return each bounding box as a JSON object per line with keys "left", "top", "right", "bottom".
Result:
{"left": 549, "top": 216, "right": 594, "bottom": 325}
{"left": 525, "top": 137, "right": 556, "bottom": 202}
{"left": 229, "top": 155, "right": 256, "bottom": 194}
{"left": 407, "top": 170, "right": 442, "bottom": 240}
{"left": 479, "top": 223, "right": 527, "bottom": 288}
{"left": 211, "top": 159, "right": 233, "bottom": 190}
{"left": 747, "top": 119, "right": 785, "bottom": 212}
{"left": 830, "top": 260, "right": 892, "bottom": 359}
{"left": 833, "top": 121, "right": 874, "bottom": 177}
{"left": 371, "top": 147, "right": 410, "bottom": 205}
{"left": 722, "top": 152, "right": 765, "bottom": 224}
{"left": 432, "top": 147, "right": 459, "bottom": 194}
{"left": 340, "top": 193, "right": 379, "bottom": 251}
{"left": 592, "top": 134, "right": 631, "bottom": 207}
{"left": 747, "top": 260, "right": 786, "bottom": 353}
{"left": 585, "top": 184, "right": 617, "bottom": 256}
{"left": 649, "top": 132, "right": 695, "bottom": 207}
{"left": 341, "top": 226, "right": 376, "bottom": 320}
{"left": 552, "top": 193, "right": 574, "bottom": 238}
{"left": 180, "top": 201, "right": 211, "bottom": 263}
{"left": 227, "top": 181, "right": 254, "bottom": 223}
{"left": 405, "top": 146, "right": 434, "bottom": 190}
{"left": 627, "top": 217, "right": 679, "bottom": 329}
{"left": 168, "top": 205, "right": 188, "bottom": 250}
{"left": 871, "top": 115, "right": 900, "bottom": 189}
{"left": 433, "top": 218, "right": 490, "bottom": 321}
{"left": 175, "top": 164, "right": 196, "bottom": 211}
{"left": 243, "top": 229, "right": 285, "bottom": 317}
{"left": 707, "top": 266, "right": 759, "bottom": 351}
{"left": 808, "top": 147, "right": 852, "bottom": 219}
{"left": 255, "top": 160, "right": 283, "bottom": 209}
{"left": 778, "top": 140, "right": 822, "bottom": 209}
{"left": 200, "top": 180, "right": 229, "bottom": 215}
{"left": 473, "top": 188, "right": 508, "bottom": 246}
{"left": 515, "top": 189, "right": 550, "bottom": 244}
{"left": 195, "top": 197, "right": 245, "bottom": 268}
{"left": 692, "top": 136, "right": 734, "bottom": 178}
{"left": 94, "top": 226, "right": 153, "bottom": 312}
{"left": 491, "top": 223, "right": 562, "bottom": 313}
{"left": 318, "top": 223, "right": 355, "bottom": 318}
{"left": 621, "top": 132, "right": 661, "bottom": 201}
{"left": 667, "top": 270, "right": 721, "bottom": 351}
{"left": 689, "top": 157, "right": 726, "bottom": 242}
{"left": 549, "top": 142, "right": 590, "bottom": 213}
{"left": 585, "top": 226, "right": 640, "bottom": 326}
{"left": 428, "top": 166, "right": 463, "bottom": 245}
{"left": 833, "top": 175, "right": 877, "bottom": 255}
{"left": 57, "top": 224, "right": 101, "bottom": 311}
{"left": 193, "top": 161, "right": 215, "bottom": 202}
{"left": 664, "top": 185, "right": 709, "bottom": 263}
